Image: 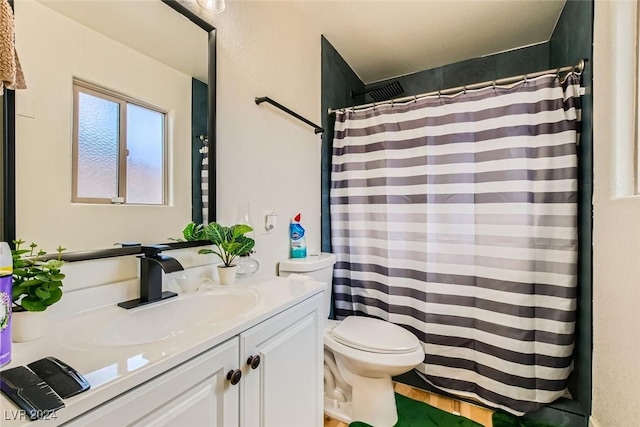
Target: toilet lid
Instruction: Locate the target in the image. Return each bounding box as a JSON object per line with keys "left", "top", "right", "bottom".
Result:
{"left": 331, "top": 316, "right": 420, "bottom": 354}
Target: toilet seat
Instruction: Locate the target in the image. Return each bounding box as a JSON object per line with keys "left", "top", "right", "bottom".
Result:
{"left": 330, "top": 316, "right": 421, "bottom": 354}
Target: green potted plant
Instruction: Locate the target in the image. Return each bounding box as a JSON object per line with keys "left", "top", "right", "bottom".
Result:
{"left": 181, "top": 222, "right": 255, "bottom": 285}
{"left": 11, "top": 239, "right": 66, "bottom": 342}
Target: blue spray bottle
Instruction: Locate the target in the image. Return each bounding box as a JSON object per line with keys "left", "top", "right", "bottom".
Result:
{"left": 0, "top": 242, "right": 12, "bottom": 367}
{"left": 290, "top": 213, "right": 307, "bottom": 259}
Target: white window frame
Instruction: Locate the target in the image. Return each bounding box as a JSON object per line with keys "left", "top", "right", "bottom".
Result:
{"left": 72, "top": 80, "right": 168, "bottom": 205}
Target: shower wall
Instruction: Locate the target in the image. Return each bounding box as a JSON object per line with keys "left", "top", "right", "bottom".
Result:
{"left": 363, "top": 43, "right": 549, "bottom": 102}
{"left": 321, "top": 35, "right": 364, "bottom": 254}
{"left": 550, "top": 0, "right": 594, "bottom": 417}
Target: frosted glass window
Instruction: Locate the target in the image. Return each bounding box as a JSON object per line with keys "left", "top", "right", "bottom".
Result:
{"left": 126, "top": 104, "right": 164, "bottom": 204}
{"left": 73, "top": 81, "right": 166, "bottom": 205}
{"left": 76, "top": 92, "right": 120, "bottom": 199}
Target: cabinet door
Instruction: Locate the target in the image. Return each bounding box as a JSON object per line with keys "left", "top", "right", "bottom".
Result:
{"left": 65, "top": 338, "right": 241, "bottom": 427}
{"left": 240, "top": 294, "right": 323, "bottom": 427}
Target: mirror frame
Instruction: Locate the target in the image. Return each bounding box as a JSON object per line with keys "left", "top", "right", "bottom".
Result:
{"left": 1, "top": 0, "right": 216, "bottom": 259}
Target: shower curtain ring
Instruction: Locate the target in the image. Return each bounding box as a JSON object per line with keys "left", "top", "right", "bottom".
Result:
{"left": 437, "top": 90, "right": 441, "bottom": 99}
{"left": 351, "top": 106, "right": 355, "bottom": 113}
{"left": 413, "top": 95, "right": 417, "bottom": 103}
{"left": 390, "top": 99, "right": 394, "bottom": 107}
{"left": 524, "top": 74, "right": 528, "bottom": 83}
{"left": 492, "top": 81, "right": 496, "bottom": 90}
{"left": 556, "top": 68, "right": 561, "bottom": 78}
{"left": 463, "top": 86, "right": 467, "bottom": 94}
{"left": 373, "top": 101, "right": 377, "bottom": 109}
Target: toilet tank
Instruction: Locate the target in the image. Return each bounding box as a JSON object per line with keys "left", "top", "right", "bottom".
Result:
{"left": 278, "top": 253, "right": 336, "bottom": 319}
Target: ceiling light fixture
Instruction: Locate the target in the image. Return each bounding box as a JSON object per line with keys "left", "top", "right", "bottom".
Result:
{"left": 196, "top": 0, "right": 225, "bottom": 13}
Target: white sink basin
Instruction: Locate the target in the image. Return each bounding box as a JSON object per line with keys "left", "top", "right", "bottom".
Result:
{"left": 96, "top": 289, "right": 259, "bottom": 346}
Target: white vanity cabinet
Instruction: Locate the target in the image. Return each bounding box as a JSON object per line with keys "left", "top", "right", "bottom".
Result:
{"left": 64, "top": 338, "right": 241, "bottom": 427}
{"left": 240, "top": 293, "right": 324, "bottom": 427}
{"left": 63, "top": 293, "right": 323, "bottom": 427}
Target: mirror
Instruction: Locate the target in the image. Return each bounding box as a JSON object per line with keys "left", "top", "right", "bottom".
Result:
{"left": 2, "top": 0, "right": 215, "bottom": 252}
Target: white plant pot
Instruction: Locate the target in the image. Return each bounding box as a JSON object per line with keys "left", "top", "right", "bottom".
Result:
{"left": 217, "top": 265, "right": 238, "bottom": 285}
{"left": 12, "top": 310, "right": 49, "bottom": 342}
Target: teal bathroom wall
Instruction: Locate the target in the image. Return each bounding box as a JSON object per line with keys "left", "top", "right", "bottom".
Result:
{"left": 321, "top": 36, "right": 365, "bottom": 253}
{"left": 364, "top": 43, "right": 550, "bottom": 100}
{"left": 192, "top": 78, "right": 208, "bottom": 224}
{"left": 549, "top": 0, "right": 594, "bottom": 416}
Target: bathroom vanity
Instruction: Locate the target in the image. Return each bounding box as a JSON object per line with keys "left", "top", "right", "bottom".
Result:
{"left": 0, "top": 277, "right": 324, "bottom": 427}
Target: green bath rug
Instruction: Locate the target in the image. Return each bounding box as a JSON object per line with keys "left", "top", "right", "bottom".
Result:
{"left": 348, "top": 393, "right": 483, "bottom": 427}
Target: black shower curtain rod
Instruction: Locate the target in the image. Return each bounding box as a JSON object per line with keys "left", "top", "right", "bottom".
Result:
{"left": 328, "top": 59, "right": 586, "bottom": 115}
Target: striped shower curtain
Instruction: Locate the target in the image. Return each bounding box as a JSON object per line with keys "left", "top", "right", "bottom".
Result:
{"left": 200, "top": 143, "right": 209, "bottom": 224}
{"left": 330, "top": 74, "right": 581, "bottom": 415}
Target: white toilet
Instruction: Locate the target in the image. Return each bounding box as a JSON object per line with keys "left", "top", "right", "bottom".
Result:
{"left": 279, "top": 253, "right": 424, "bottom": 427}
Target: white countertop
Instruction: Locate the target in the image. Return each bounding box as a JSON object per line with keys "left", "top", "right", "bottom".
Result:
{"left": 0, "top": 276, "right": 324, "bottom": 426}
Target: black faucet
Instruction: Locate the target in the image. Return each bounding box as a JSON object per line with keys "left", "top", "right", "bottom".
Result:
{"left": 118, "top": 245, "right": 184, "bottom": 309}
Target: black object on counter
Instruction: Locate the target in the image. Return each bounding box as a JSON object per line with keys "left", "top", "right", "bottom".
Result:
{"left": 0, "top": 357, "right": 91, "bottom": 421}
{"left": 0, "top": 366, "right": 65, "bottom": 420}
{"left": 27, "top": 357, "right": 90, "bottom": 399}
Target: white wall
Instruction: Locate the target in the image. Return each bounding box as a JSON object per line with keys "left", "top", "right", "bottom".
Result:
{"left": 212, "top": 1, "right": 322, "bottom": 276}
{"left": 14, "top": 0, "right": 192, "bottom": 252}
{"left": 23, "top": 0, "right": 322, "bottom": 295}
{"left": 592, "top": 1, "right": 640, "bottom": 425}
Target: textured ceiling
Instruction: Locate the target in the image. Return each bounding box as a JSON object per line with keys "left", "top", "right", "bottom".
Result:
{"left": 294, "top": 0, "right": 566, "bottom": 83}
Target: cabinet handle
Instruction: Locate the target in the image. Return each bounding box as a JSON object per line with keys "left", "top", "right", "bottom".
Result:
{"left": 246, "top": 355, "right": 261, "bottom": 369}
{"left": 226, "top": 369, "right": 242, "bottom": 385}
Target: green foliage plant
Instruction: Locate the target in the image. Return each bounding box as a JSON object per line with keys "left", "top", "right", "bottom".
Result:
{"left": 11, "top": 239, "right": 66, "bottom": 312}
{"left": 181, "top": 222, "right": 255, "bottom": 267}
